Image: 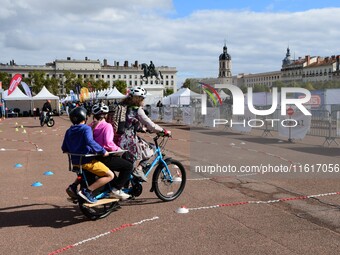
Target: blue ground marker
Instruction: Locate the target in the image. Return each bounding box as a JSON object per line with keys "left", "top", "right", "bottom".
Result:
{"left": 43, "top": 171, "right": 54, "bottom": 176}
{"left": 32, "top": 182, "right": 43, "bottom": 187}
{"left": 15, "top": 163, "right": 23, "bottom": 168}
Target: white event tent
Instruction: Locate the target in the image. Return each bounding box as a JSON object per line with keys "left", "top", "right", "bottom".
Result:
{"left": 98, "top": 87, "right": 126, "bottom": 100}
{"left": 33, "top": 86, "right": 60, "bottom": 113}
{"left": 162, "top": 88, "right": 201, "bottom": 106}
{"left": 2, "top": 87, "right": 32, "bottom": 114}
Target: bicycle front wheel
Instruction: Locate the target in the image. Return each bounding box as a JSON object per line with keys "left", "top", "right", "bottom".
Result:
{"left": 153, "top": 159, "right": 186, "bottom": 201}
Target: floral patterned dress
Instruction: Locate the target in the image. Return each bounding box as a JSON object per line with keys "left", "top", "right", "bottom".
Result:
{"left": 114, "top": 106, "right": 163, "bottom": 165}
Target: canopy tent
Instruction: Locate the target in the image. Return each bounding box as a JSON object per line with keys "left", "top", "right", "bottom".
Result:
{"left": 2, "top": 87, "right": 31, "bottom": 100}
{"left": 162, "top": 88, "right": 201, "bottom": 106}
{"left": 103, "top": 87, "right": 126, "bottom": 100}
{"left": 2, "top": 87, "right": 32, "bottom": 115}
{"left": 33, "top": 86, "right": 60, "bottom": 114}
{"left": 33, "top": 86, "right": 59, "bottom": 100}
{"left": 144, "top": 94, "right": 161, "bottom": 106}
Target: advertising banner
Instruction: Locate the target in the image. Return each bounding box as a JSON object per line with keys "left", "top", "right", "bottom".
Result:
{"left": 8, "top": 74, "right": 22, "bottom": 96}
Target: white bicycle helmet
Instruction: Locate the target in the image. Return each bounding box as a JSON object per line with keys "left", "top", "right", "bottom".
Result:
{"left": 129, "top": 86, "right": 147, "bottom": 98}
{"left": 92, "top": 102, "right": 109, "bottom": 115}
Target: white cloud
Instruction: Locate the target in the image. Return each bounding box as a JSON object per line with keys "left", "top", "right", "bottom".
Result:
{"left": 1, "top": 1, "right": 340, "bottom": 85}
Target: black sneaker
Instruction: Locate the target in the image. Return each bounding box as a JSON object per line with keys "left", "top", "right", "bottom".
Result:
{"left": 66, "top": 184, "right": 78, "bottom": 199}
{"left": 78, "top": 188, "right": 98, "bottom": 204}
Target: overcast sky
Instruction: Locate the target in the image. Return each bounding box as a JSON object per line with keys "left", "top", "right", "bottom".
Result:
{"left": 1, "top": 0, "right": 340, "bottom": 86}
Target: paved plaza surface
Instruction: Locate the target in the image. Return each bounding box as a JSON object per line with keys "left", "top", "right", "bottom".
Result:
{"left": 1, "top": 116, "right": 340, "bottom": 255}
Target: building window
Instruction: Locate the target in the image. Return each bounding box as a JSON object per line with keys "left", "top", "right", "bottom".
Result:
{"left": 107, "top": 75, "right": 110, "bottom": 78}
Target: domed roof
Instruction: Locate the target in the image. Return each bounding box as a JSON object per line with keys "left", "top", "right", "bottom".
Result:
{"left": 282, "top": 47, "right": 292, "bottom": 66}
{"left": 219, "top": 45, "right": 231, "bottom": 60}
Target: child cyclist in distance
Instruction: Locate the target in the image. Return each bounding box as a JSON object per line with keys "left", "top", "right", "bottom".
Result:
{"left": 89, "top": 102, "right": 133, "bottom": 200}
{"left": 62, "top": 107, "right": 114, "bottom": 204}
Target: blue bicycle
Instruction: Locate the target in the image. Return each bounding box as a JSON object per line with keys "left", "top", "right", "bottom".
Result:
{"left": 123, "top": 134, "right": 186, "bottom": 201}
{"left": 66, "top": 134, "right": 186, "bottom": 220}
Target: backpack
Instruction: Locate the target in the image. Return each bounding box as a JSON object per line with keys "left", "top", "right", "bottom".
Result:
{"left": 107, "top": 104, "right": 127, "bottom": 134}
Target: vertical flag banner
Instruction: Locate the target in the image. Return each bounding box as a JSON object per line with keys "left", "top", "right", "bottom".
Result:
{"left": 21, "top": 81, "right": 32, "bottom": 97}
{"left": 0, "top": 81, "right": 2, "bottom": 90}
{"left": 8, "top": 74, "right": 22, "bottom": 96}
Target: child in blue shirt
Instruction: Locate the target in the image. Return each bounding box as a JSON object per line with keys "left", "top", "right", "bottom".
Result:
{"left": 62, "top": 107, "right": 114, "bottom": 203}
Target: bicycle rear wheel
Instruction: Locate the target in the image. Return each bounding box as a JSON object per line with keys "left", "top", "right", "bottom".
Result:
{"left": 153, "top": 159, "right": 186, "bottom": 201}
{"left": 78, "top": 178, "right": 120, "bottom": 220}
{"left": 79, "top": 199, "right": 120, "bottom": 220}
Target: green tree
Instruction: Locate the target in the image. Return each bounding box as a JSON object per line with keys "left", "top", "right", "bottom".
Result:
{"left": 95, "top": 79, "right": 109, "bottom": 90}
{"left": 302, "top": 82, "right": 315, "bottom": 91}
{"left": 0, "top": 72, "right": 11, "bottom": 90}
{"left": 28, "top": 71, "right": 46, "bottom": 94}
{"left": 253, "top": 84, "right": 269, "bottom": 92}
{"left": 45, "top": 77, "right": 60, "bottom": 95}
{"left": 63, "top": 70, "right": 77, "bottom": 93}
{"left": 164, "top": 88, "right": 173, "bottom": 96}
{"left": 239, "top": 85, "right": 248, "bottom": 94}
{"left": 114, "top": 80, "right": 127, "bottom": 94}
{"left": 182, "top": 78, "right": 191, "bottom": 88}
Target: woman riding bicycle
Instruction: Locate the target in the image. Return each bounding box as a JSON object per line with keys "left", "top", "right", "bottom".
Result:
{"left": 114, "top": 86, "right": 170, "bottom": 182}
